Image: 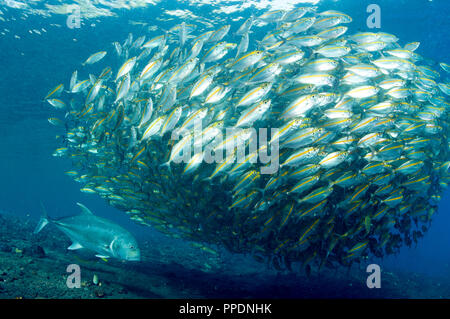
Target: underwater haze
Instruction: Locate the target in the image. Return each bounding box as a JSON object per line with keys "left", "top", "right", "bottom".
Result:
{"left": 0, "top": 0, "right": 450, "bottom": 299}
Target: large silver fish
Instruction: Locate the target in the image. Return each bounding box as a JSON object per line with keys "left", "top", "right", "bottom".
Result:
{"left": 34, "top": 203, "right": 140, "bottom": 261}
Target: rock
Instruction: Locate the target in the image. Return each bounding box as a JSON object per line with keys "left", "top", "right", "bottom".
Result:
{"left": 118, "top": 287, "right": 127, "bottom": 294}
{"left": 0, "top": 243, "right": 11, "bottom": 253}
{"left": 94, "top": 289, "right": 105, "bottom": 298}
{"left": 22, "top": 245, "right": 46, "bottom": 258}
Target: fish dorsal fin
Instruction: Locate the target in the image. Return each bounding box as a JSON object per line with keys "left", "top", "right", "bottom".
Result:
{"left": 77, "top": 202, "right": 94, "bottom": 215}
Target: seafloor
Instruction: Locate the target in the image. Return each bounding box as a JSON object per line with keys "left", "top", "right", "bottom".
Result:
{"left": 0, "top": 212, "right": 449, "bottom": 299}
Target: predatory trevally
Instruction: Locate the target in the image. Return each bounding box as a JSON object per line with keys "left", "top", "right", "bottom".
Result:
{"left": 34, "top": 202, "right": 141, "bottom": 261}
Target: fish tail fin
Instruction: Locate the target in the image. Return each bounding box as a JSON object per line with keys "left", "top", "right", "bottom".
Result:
{"left": 203, "top": 175, "right": 213, "bottom": 182}
{"left": 34, "top": 202, "right": 50, "bottom": 234}
{"left": 257, "top": 188, "right": 265, "bottom": 197}
{"left": 160, "top": 161, "right": 171, "bottom": 172}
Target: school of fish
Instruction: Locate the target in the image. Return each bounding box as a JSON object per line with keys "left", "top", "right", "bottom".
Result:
{"left": 45, "top": 6, "right": 450, "bottom": 271}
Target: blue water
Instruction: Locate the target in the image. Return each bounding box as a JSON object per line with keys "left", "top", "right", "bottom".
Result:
{"left": 0, "top": 0, "right": 450, "bottom": 296}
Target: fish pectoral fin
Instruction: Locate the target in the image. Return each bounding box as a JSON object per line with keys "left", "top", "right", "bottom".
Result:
{"left": 95, "top": 254, "right": 110, "bottom": 260}
{"left": 68, "top": 242, "right": 83, "bottom": 250}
